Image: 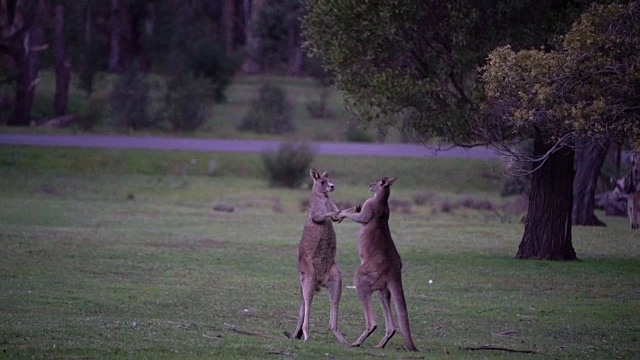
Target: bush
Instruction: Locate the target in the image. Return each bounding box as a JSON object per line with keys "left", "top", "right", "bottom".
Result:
{"left": 238, "top": 83, "right": 295, "bottom": 134}
{"left": 110, "top": 66, "right": 153, "bottom": 130}
{"left": 262, "top": 141, "right": 316, "bottom": 188}
{"left": 187, "top": 39, "right": 239, "bottom": 102}
{"left": 160, "top": 73, "right": 210, "bottom": 132}
{"left": 305, "top": 87, "right": 334, "bottom": 119}
{"left": 344, "top": 124, "right": 373, "bottom": 142}
{"left": 76, "top": 98, "right": 105, "bottom": 131}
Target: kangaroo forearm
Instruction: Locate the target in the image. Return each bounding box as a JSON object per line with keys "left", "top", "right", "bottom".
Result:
{"left": 344, "top": 211, "right": 372, "bottom": 224}
{"left": 312, "top": 212, "right": 335, "bottom": 223}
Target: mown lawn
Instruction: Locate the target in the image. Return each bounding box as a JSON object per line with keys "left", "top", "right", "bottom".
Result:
{"left": 0, "top": 147, "right": 639, "bottom": 359}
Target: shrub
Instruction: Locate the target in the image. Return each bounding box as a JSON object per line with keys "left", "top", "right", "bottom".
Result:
{"left": 305, "top": 57, "right": 335, "bottom": 119}
{"left": 76, "top": 98, "right": 105, "bottom": 131}
{"left": 160, "top": 73, "right": 210, "bottom": 132}
{"left": 305, "top": 87, "right": 334, "bottom": 119}
{"left": 187, "top": 39, "right": 239, "bottom": 102}
{"left": 238, "top": 83, "right": 295, "bottom": 134}
{"left": 110, "top": 66, "right": 153, "bottom": 130}
{"left": 262, "top": 141, "right": 316, "bottom": 188}
{"left": 345, "top": 124, "right": 373, "bottom": 142}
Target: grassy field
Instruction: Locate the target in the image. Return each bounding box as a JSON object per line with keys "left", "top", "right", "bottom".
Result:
{"left": 1, "top": 146, "right": 639, "bottom": 359}
{"left": 3, "top": 72, "right": 398, "bottom": 143}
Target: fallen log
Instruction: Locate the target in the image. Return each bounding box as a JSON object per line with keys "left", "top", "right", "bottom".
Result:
{"left": 40, "top": 114, "right": 76, "bottom": 128}
{"left": 594, "top": 191, "right": 627, "bottom": 217}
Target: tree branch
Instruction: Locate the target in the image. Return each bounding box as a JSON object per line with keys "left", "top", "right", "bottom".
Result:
{"left": 464, "top": 345, "right": 538, "bottom": 354}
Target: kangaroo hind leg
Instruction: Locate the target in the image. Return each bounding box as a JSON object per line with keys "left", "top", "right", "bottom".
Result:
{"left": 299, "top": 274, "right": 316, "bottom": 341}
{"left": 375, "top": 287, "right": 397, "bottom": 348}
{"left": 286, "top": 289, "right": 305, "bottom": 339}
{"left": 351, "top": 278, "right": 377, "bottom": 347}
{"left": 326, "top": 263, "right": 347, "bottom": 344}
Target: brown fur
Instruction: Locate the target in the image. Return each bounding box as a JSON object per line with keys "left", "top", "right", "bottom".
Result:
{"left": 338, "top": 177, "right": 418, "bottom": 351}
{"left": 285, "top": 169, "right": 347, "bottom": 344}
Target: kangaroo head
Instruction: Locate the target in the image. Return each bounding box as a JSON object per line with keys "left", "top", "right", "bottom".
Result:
{"left": 310, "top": 168, "right": 335, "bottom": 194}
{"left": 369, "top": 177, "right": 398, "bottom": 196}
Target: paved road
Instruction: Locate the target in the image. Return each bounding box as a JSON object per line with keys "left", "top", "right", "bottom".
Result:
{"left": 0, "top": 133, "right": 499, "bottom": 159}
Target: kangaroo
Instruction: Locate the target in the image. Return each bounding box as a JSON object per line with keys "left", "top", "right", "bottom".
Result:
{"left": 614, "top": 153, "right": 640, "bottom": 229}
{"left": 338, "top": 177, "right": 418, "bottom": 351}
{"left": 285, "top": 169, "right": 347, "bottom": 344}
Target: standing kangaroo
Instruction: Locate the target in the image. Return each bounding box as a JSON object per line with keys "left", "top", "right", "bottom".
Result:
{"left": 286, "top": 169, "right": 347, "bottom": 344}
{"left": 338, "top": 177, "right": 418, "bottom": 351}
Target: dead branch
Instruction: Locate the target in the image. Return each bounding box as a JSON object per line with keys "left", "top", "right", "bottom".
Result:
{"left": 491, "top": 330, "right": 520, "bottom": 337}
{"left": 464, "top": 345, "right": 538, "bottom": 354}
{"left": 40, "top": 114, "right": 76, "bottom": 127}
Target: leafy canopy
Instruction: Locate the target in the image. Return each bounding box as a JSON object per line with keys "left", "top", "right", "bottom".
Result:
{"left": 479, "top": 2, "right": 640, "bottom": 148}
{"left": 302, "top": 0, "right": 579, "bottom": 143}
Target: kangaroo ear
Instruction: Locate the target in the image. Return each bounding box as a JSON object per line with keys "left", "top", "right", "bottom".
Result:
{"left": 322, "top": 171, "right": 330, "bottom": 178}
{"left": 310, "top": 168, "right": 320, "bottom": 180}
{"left": 386, "top": 177, "right": 398, "bottom": 186}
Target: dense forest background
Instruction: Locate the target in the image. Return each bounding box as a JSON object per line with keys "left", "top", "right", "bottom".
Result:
{"left": 0, "top": 0, "right": 314, "bottom": 128}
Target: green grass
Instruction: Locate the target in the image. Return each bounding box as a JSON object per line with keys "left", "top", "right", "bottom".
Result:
{"left": 1, "top": 147, "right": 639, "bottom": 359}
{"left": 7, "top": 72, "right": 396, "bottom": 142}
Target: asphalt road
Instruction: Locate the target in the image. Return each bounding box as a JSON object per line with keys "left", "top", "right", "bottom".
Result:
{"left": 0, "top": 133, "right": 499, "bottom": 159}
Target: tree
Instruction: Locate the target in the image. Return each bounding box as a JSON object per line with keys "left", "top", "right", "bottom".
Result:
{"left": 303, "top": 0, "right": 580, "bottom": 143}
{"left": 479, "top": 2, "right": 640, "bottom": 259}
{"left": 302, "top": 0, "right": 588, "bottom": 259}
{"left": 573, "top": 139, "right": 609, "bottom": 226}
{"left": 0, "top": 0, "right": 48, "bottom": 127}
{"left": 249, "top": 0, "right": 303, "bottom": 74}
{"left": 53, "top": 1, "right": 70, "bottom": 116}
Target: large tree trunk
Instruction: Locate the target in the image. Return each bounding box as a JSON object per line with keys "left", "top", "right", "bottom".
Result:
{"left": 10, "top": 23, "right": 45, "bottom": 126}
{"left": 517, "top": 134, "right": 577, "bottom": 260}
{"left": 572, "top": 139, "right": 609, "bottom": 226}
{"left": 109, "top": 0, "right": 124, "bottom": 73}
{"left": 286, "top": 27, "right": 303, "bottom": 76}
{"left": 9, "top": 46, "right": 30, "bottom": 126}
{"left": 223, "top": 0, "right": 236, "bottom": 54}
{"left": 241, "top": 0, "right": 263, "bottom": 74}
{"left": 53, "top": 3, "right": 70, "bottom": 116}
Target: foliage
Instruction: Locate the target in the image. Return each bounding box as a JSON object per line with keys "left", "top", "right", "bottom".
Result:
{"left": 252, "top": 0, "right": 303, "bottom": 71}
{"left": 302, "top": 0, "right": 581, "bottom": 144}
{"left": 160, "top": 73, "right": 211, "bottom": 132}
{"left": 344, "top": 124, "right": 373, "bottom": 143}
{"left": 479, "top": 2, "right": 640, "bottom": 150}
{"left": 238, "top": 83, "right": 295, "bottom": 134}
{"left": 304, "top": 57, "right": 334, "bottom": 119}
{"left": 187, "top": 39, "right": 239, "bottom": 103}
{"left": 109, "top": 66, "right": 153, "bottom": 130}
{"left": 76, "top": 97, "right": 105, "bottom": 131}
{"left": 262, "top": 141, "right": 316, "bottom": 188}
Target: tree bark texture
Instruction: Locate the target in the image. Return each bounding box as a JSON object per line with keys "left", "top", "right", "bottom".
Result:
{"left": 54, "top": 3, "right": 70, "bottom": 116}
{"left": 572, "top": 139, "right": 609, "bottom": 226}
{"left": 241, "top": 0, "right": 263, "bottom": 74}
{"left": 109, "top": 0, "right": 124, "bottom": 73}
{"left": 286, "top": 26, "right": 303, "bottom": 76}
{"left": 223, "top": 0, "right": 236, "bottom": 54}
{"left": 10, "top": 22, "right": 45, "bottom": 126}
{"left": 517, "top": 134, "right": 577, "bottom": 260}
